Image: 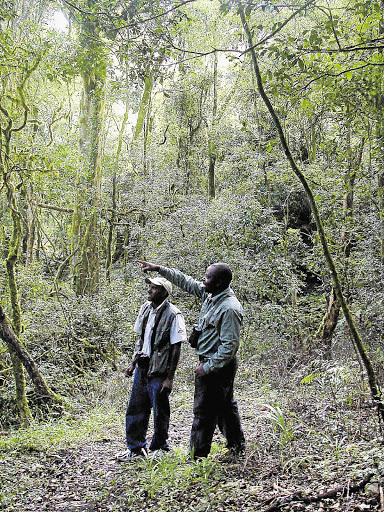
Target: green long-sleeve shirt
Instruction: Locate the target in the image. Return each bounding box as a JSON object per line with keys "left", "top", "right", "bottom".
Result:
{"left": 158, "top": 266, "right": 243, "bottom": 374}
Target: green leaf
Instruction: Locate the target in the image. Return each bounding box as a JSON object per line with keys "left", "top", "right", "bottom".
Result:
{"left": 309, "top": 30, "right": 318, "bottom": 44}
{"left": 300, "top": 372, "right": 322, "bottom": 384}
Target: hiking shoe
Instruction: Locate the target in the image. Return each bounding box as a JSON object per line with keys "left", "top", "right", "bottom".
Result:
{"left": 115, "top": 448, "right": 147, "bottom": 462}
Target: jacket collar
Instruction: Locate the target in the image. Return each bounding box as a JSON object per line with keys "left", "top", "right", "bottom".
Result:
{"left": 209, "top": 287, "right": 233, "bottom": 304}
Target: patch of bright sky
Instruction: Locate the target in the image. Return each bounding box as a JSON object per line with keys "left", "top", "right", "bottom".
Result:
{"left": 48, "top": 10, "right": 69, "bottom": 32}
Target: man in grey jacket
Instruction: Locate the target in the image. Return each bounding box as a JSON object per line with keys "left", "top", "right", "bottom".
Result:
{"left": 116, "top": 276, "right": 186, "bottom": 462}
{"left": 137, "top": 260, "right": 245, "bottom": 459}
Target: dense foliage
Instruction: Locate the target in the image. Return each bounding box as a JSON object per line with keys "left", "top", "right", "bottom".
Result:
{"left": 0, "top": 0, "right": 384, "bottom": 508}
{"left": 0, "top": 0, "right": 383, "bottom": 419}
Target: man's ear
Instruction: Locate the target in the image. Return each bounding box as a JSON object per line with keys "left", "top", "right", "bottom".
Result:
{"left": 214, "top": 278, "right": 223, "bottom": 291}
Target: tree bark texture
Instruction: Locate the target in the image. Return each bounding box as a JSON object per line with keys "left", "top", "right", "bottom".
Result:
{"left": 134, "top": 74, "right": 154, "bottom": 141}
{"left": 25, "top": 183, "right": 37, "bottom": 265}
{"left": 1, "top": 122, "right": 32, "bottom": 425}
{"left": 71, "top": 13, "right": 106, "bottom": 296}
{"left": 208, "top": 53, "right": 218, "bottom": 199}
{"left": 106, "top": 84, "right": 129, "bottom": 278}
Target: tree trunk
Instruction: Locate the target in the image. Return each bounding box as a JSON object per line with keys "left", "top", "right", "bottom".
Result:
{"left": 26, "top": 183, "right": 36, "bottom": 265}
{"left": 208, "top": 155, "right": 216, "bottom": 198}
{"left": 134, "top": 74, "right": 154, "bottom": 141}
{"left": 318, "top": 288, "right": 340, "bottom": 359}
{"left": 208, "top": 53, "right": 218, "bottom": 199}
{"left": 317, "top": 137, "right": 364, "bottom": 356}
{"left": 1, "top": 125, "right": 32, "bottom": 425}
{"left": 239, "top": 7, "right": 384, "bottom": 422}
{"left": 6, "top": 199, "right": 32, "bottom": 426}
{"left": 133, "top": 71, "right": 157, "bottom": 176}
{"left": 71, "top": 15, "right": 106, "bottom": 295}
{"left": 106, "top": 84, "right": 129, "bottom": 278}
{"left": 0, "top": 304, "right": 62, "bottom": 404}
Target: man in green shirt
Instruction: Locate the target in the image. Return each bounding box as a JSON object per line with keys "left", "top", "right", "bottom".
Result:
{"left": 137, "top": 260, "right": 245, "bottom": 459}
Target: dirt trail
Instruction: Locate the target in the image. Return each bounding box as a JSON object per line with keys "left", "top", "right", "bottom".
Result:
{"left": 2, "top": 365, "right": 381, "bottom": 512}
{"left": 3, "top": 390, "right": 196, "bottom": 511}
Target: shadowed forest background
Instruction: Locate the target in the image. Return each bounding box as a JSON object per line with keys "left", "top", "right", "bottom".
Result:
{"left": 1, "top": 0, "right": 384, "bottom": 510}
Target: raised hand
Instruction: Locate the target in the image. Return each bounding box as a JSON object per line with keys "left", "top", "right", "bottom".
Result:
{"left": 136, "top": 260, "right": 160, "bottom": 273}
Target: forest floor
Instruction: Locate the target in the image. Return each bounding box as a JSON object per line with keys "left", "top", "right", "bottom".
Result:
{"left": 1, "top": 352, "right": 384, "bottom": 512}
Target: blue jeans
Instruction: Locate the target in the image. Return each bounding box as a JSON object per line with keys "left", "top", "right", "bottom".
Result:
{"left": 125, "top": 367, "right": 170, "bottom": 452}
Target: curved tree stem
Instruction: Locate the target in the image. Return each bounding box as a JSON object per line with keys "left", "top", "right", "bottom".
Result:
{"left": 238, "top": 6, "right": 384, "bottom": 421}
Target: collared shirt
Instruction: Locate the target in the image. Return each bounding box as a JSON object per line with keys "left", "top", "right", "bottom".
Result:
{"left": 158, "top": 266, "right": 244, "bottom": 373}
{"left": 134, "top": 300, "right": 187, "bottom": 356}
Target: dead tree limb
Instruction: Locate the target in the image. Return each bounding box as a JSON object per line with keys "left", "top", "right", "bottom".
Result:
{"left": 263, "top": 473, "right": 375, "bottom": 511}
{"left": 0, "top": 304, "right": 63, "bottom": 404}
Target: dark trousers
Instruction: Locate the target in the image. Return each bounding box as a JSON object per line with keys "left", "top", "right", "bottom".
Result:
{"left": 190, "top": 358, "right": 245, "bottom": 458}
{"left": 125, "top": 367, "right": 170, "bottom": 452}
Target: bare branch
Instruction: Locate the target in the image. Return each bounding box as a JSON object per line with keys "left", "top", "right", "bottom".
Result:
{"left": 111, "top": 0, "right": 197, "bottom": 32}
{"left": 33, "top": 201, "right": 74, "bottom": 213}
{"left": 240, "top": 0, "right": 317, "bottom": 57}
{"left": 302, "top": 62, "right": 384, "bottom": 90}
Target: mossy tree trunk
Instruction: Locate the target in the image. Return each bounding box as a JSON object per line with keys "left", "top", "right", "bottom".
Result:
{"left": 134, "top": 74, "right": 154, "bottom": 142}
{"left": 0, "top": 50, "right": 62, "bottom": 423}
{"left": 5, "top": 181, "right": 32, "bottom": 426}
{"left": 0, "top": 304, "right": 63, "bottom": 404}
{"left": 25, "top": 182, "right": 37, "bottom": 265}
{"left": 133, "top": 65, "right": 161, "bottom": 176}
{"left": 106, "top": 84, "right": 129, "bottom": 279}
{"left": 0, "top": 85, "right": 32, "bottom": 426}
{"left": 317, "top": 136, "right": 364, "bottom": 357}
{"left": 71, "top": 13, "right": 106, "bottom": 296}
{"left": 239, "top": 7, "right": 384, "bottom": 422}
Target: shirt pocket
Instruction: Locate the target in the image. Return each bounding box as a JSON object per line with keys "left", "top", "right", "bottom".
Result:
{"left": 151, "top": 344, "right": 170, "bottom": 375}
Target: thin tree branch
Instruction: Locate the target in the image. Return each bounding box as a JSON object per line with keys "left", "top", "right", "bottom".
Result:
{"left": 60, "top": 0, "right": 196, "bottom": 31}
{"left": 33, "top": 201, "right": 74, "bottom": 213}
{"left": 263, "top": 473, "right": 374, "bottom": 511}
{"left": 111, "top": 0, "right": 197, "bottom": 32}
{"left": 239, "top": 0, "right": 317, "bottom": 57}
{"left": 302, "top": 62, "right": 384, "bottom": 90}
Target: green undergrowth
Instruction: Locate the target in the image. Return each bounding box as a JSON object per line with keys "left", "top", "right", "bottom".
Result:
{"left": 93, "top": 446, "right": 243, "bottom": 512}
{"left": 0, "top": 405, "right": 121, "bottom": 454}
{"left": 1, "top": 360, "right": 384, "bottom": 511}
